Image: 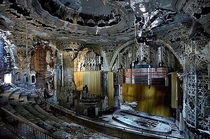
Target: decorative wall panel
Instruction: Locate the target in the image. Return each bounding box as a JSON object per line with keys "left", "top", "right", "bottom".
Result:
{"left": 197, "top": 72, "right": 209, "bottom": 130}
{"left": 122, "top": 68, "right": 168, "bottom": 86}
{"left": 185, "top": 70, "right": 197, "bottom": 127}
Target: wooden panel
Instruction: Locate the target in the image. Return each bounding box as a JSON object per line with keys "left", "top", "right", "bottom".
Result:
{"left": 122, "top": 68, "right": 168, "bottom": 85}
{"left": 108, "top": 72, "right": 114, "bottom": 107}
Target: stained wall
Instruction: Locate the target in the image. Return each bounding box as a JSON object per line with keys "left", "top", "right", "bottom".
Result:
{"left": 122, "top": 83, "right": 172, "bottom": 117}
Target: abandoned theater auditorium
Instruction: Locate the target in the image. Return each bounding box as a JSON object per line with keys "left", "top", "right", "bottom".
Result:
{"left": 0, "top": 0, "right": 210, "bottom": 139}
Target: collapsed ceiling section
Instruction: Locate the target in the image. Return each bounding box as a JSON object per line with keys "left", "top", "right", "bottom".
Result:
{"left": 38, "top": 0, "right": 121, "bottom": 27}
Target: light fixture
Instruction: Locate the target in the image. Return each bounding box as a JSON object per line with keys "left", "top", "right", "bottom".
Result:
{"left": 4, "top": 73, "right": 12, "bottom": 84}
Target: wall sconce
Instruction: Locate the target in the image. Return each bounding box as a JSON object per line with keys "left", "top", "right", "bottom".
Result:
{"left": 4, "top": 73, "right": 12, "bottom": 84}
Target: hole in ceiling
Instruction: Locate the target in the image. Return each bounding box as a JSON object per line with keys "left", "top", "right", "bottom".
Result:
{"left": 9, "top": 0, "right": 30, "bottom": 16}
{"left": 193, "top": 6, "right": 210, "bottom": 19}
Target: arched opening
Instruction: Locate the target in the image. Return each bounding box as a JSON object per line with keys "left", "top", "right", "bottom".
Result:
{"left": 31, "top": 74, "right": 36, "bottom": 84}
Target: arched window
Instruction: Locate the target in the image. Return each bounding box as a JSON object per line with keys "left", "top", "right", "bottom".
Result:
{"left": 29, "top": 70, "right": 36, "bottom": 84}
{"left": 31, "top": 74, "right": 36, "bottom": 83}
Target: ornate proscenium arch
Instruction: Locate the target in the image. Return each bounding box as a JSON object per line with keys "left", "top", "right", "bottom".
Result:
{"left": 109, "top": 39, "right": 183, "bottom": 70}
{"left": 109, "top": 40, "right": 135, "bottom": 70}
{"left": 155, "top": 39, "right": 184, "bottom": 67}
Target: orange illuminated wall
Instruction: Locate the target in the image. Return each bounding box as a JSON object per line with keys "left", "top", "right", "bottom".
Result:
{"left": 122, "top": 83, "right": 171, "bottom": 117}
{"left": 108, "top": 72, "right": 114, "bottom": 107}
{"left": 74, "top": 71, "right": 83, "bottom": 91}
{"left": 74, "top": 71, "right": 114, "bottom": 107}
{"left": 74, "top": 71, "right": 101, "bottom": 95}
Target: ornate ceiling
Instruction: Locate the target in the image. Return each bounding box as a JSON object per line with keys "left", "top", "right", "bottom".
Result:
{"left": 0, "top": 0, "right": 210, "bottom": 54}
{"left": 0, "top": 0, "right": 134, "bottom": 44}
{"left": 0, "top": 0, "right": 210, "bottom": 44}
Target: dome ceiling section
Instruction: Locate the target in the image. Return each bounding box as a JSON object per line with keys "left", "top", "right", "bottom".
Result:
{"left": 1, "top": 0, "right": 197, "bottom": 45}
{"left": 0, "top": 0, "right": 134, "bottom": 44}
{"left": 59, "top": 0, "right": 113, "bottom": 15}
{"left": 59, "top": 0, "right": 82, "bottom": 13}
{"left": 38, "top": 0, "right": 122, "bottom": 28}
{"left": 31, "top": 0, "right": 134, "bottom": 43}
